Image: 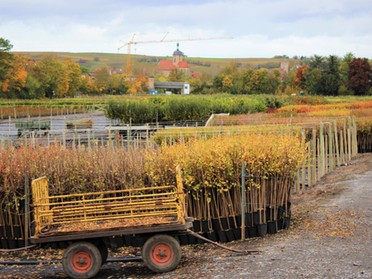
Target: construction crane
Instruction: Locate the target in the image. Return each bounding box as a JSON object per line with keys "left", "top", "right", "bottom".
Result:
{"left": 118, "top": 33, "right": 232, "bottom": 76}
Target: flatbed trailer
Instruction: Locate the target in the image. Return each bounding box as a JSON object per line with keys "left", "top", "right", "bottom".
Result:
{"left": 15, "top": 120, "right": 51, "bottom": 137}
{"left": 30, "top": 171, "right": 192, "bottom": 279}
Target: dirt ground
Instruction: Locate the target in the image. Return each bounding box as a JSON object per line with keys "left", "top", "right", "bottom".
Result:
{"left": 1, "top": 153, "right": 371, "bottom": 279}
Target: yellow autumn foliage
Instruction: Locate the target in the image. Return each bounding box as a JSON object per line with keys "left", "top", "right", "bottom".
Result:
{"left": 144, "top": 134, "right": 308, "bottom": 193}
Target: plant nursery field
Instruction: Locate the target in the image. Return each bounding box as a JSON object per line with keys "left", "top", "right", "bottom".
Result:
{"left": 0, "top": 95, "right": 370, "bottom": 251}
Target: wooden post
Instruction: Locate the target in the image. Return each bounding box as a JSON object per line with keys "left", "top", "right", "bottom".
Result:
{"left": 340, "top": 131, "right": 345, "bottom": 165}
{"left": 352, "top": 116, "right": 358, "bottom": 156}
{"left": 24, "top": 175, "right": 30, "bottom": 247}
{"left": 317, "top": 137, "right": 321, "bottom": 181}
{"left": 301, "top": 129, "right": 306, "bottom": 191}
{"left": 319, "top": 123, "right": 325, "bottom": 177}
{"left": 333, "top": 121, "right": 340, "bottom": 167}
{"left": 347, "top": 117, "right": 352, "bottom": 161}
{"left": 325, "top": 135, "right": 329, "bottom": 173}
{"left": 311, "top": 128, "right": 317, "bottom": 185}
{"left": 328, "top": 123, "right": 334, "bottom": 172}
{"left": 241, "top": 163, "right": 246, "bottom": 241}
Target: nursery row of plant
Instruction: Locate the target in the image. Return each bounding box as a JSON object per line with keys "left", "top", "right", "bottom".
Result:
{"left": 0, "top": 132, "right": 306, "bottom": 248}
{"left": 1, "top": 95, "right": 370, "bottom": 121}
{"left": 207, "top": 99, "right": 372, "bottom": 153}
{"left": 105, "top": 95, "right": 272, "bottom": 123}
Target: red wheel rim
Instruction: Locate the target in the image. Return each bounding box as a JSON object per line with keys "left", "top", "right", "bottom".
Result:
{"left": 70, "top": 251, "right": 94, "bottom": 273}
{"left": 150, "top": 242, "right": 174, "bottom": 266}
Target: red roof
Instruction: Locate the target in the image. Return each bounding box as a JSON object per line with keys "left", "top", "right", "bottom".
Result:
{"left": 178, "top": 61, "right": 189, "bottom": 68}
{"left": 157, "top": 60, "right": 176, "bottom": 71}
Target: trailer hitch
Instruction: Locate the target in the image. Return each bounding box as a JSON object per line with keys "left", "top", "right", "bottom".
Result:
{"left": 186, "top": 229, "right": 261, "bottom": 255}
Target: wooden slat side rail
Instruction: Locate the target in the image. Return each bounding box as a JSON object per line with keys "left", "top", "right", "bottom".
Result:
{"left": 32, "top": 170, "right": 186, "bottom": 236}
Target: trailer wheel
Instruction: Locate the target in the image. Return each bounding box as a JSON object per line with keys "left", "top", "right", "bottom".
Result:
{"left": 62, "top": 241, "right": 102, "bottom": 279}
{"left": 142, "top": 234, "right": 181, "bottom": 273}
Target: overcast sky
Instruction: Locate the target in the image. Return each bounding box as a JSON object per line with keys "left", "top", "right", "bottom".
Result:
{"left": 1, "top": 0, "right": 371, "bottom": 58}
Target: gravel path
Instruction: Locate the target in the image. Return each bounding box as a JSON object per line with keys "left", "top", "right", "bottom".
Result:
{"left": 1, "top": 154, "right": 371, "bottom": 279}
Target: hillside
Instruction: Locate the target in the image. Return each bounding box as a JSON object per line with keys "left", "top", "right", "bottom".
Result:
{"left": 14, "top": 51, "right": 299, "bottom": 77}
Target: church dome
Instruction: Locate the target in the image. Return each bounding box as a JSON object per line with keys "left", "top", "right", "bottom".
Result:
{"left": 173, "top": 43, "right": 184, "bottom": 56}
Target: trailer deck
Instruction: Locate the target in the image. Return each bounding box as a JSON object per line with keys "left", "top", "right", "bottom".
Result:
{"left": 29, "top": 171, "right": 190, "bottom": 278}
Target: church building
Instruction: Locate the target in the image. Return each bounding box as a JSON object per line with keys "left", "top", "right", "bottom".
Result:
{"left": 156, "top": 43, "right": 190, "bottom": 77}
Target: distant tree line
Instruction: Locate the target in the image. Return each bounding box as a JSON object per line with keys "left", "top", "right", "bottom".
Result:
{"left": 192, "top": 54, "right": 371, "bottom": 96}
{"left": 1, "top": 37, "right": 371, "bottom": 98}
{"left": 0, "top": 37, "right": 150, "bottom": 98}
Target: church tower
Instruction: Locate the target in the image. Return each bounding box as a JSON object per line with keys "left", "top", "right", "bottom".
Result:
{"left": 173, "top": 43, "right": 184, "bottom": 66}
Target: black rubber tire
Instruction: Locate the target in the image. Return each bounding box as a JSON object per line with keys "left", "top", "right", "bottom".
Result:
{"left": 97, "top": 242, "right": 108, "bottom": 265}
{"left": 142, "top": 234, "right": 181, "bottom": 273}
{"left": 62, "top": 241, "right": 102, "bottom": 279}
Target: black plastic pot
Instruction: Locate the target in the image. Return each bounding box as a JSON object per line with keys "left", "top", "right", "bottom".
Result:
{"left": 207, "top": 230, "right": 218, "bottom": 242}
{"left": 235, "top": 215, "right": 242, "bottom": 227}
{"left": 277, "top": 206, "right": 285, "bottom": 220}
{"left": 267, "top": 220, "right": 278, "bottom": 234}
{"left": 257, "top": 223, "right": 267, "bottom": 237}
{"left": 193, "top": 220, "right": 201, "bottom": 232}
{"left": 253, "top": 211, "right": 260, "bottom": 225}
{"left": 196, "top": 233, "right": 205, "bottom": 244}
{"left": 212, "top": 218, "right": 222, "bottom": 231}
{"left": 8, "top": 238, "right": 16, "bottom": 249}
{"left": 283, "top": 216, "right": 291, "bottom": 229}
{"left": 1, "top": 238, "right": 8, "bottom": 249}
{"left": 16, "top": 239, "right": 25, "bottom": 248}
{"left": 228, "top": 216, "right": 236, "bottom": 229}
{"left": 0, "top": 227, "right": 4, "bottom": 238}
{"left": 254, "top": 211, "right": 266, "bottom": 225}
{"left": 5, "top": 226, "right": 11, "bottom": 237}
{"left": 14, "top": 226, "right": 22, "bottom": 238}
{"left": 233, "top": 228, "right": 241, "bottom": 240}
{"left": 220, "top": 217, "right": 229, "bottom": 230}
{"left": 245, "top": 213, "right": 253, "bottom": 227}
{"left": 277, "top": 218, "right": 284, "bottom": 230}
{"left": 217, "top": 230, "right": 227, "bottom": 243}
{"left": 201, "top": 220, "right": 210, "bottom": 233}
{"left": 225, "top": 229, "right": 235, "bottom": 242}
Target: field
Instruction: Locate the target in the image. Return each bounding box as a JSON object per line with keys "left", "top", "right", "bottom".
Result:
{"left": 14, "top": 51, "right": 299, "bottom": 76}
{"left": 0, "top": 95, "right": 370, "bottom": 250}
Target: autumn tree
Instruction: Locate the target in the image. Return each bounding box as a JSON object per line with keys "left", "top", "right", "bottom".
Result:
{"left": 212, "top": 63, "right": 244, "bottom": 94}
{"left": 278, "top": 69, "right": 297, "bottom": 95}
{"left": 94, "top": 67, "right": 111, "bottom": 94}
{"left": 110, "top": 74, "right": 129, "bottom": 94}
{"left": 0, "top": 37, "right": 14, "bottom": 94}
{"left": 63, "top": 59, "right": 83, "bottom": 97}
{"left": 33, "top": 56, "right": 69, "bottom": 98}
{"left": 295, "top": 65, "right": 310, "bottom": 90}
{"left": 265, "top": 69, "right": 282, "bottom": 94}
{"left": 245, "top": 69, "right": 271, "bottom": 94}
{"left": 168, "top": 69, "right": 184, "bottom": 82}
{"left": 1, "top": 55, "right": 28, "bottom": 98}
{"left": 127, "top": 74, "right": 148, "bottom": 94}
{"left": 347, "top": 58, "right": 372, "bottom": 95}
